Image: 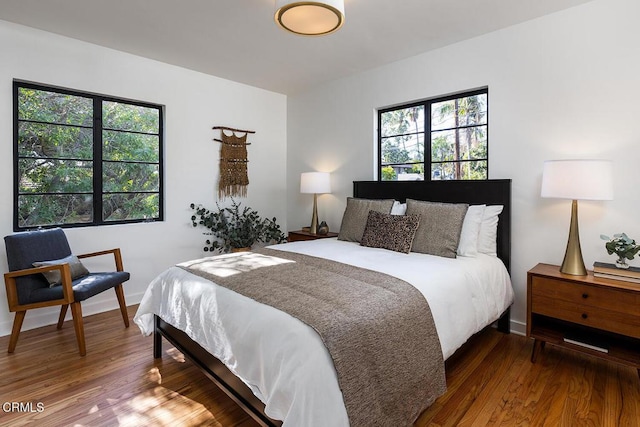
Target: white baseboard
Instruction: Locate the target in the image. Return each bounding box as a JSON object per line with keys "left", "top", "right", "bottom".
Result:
{"left": 509, "top": 319, "right": 526, "bottom": 336}
{"left": 0, "top": 291, "right": 145, "bottom": 337}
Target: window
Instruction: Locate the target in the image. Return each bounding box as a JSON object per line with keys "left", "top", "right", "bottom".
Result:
{"left": 378, "top": 88, "right": 488, "bottom": 181}
{"left": 14, "top": 81, "right": 163, "bottom": 230}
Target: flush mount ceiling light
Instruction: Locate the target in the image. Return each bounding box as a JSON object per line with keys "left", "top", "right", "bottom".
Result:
{"left": 275, "top": 0, "right": 345, "bottom": 36}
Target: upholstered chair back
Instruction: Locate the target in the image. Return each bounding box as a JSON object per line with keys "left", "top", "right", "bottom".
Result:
{"left": 4, "top": 228, "right": 72, "bottom": 305}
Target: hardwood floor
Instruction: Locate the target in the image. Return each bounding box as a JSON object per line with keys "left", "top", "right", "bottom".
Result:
{"left": 0, "top": 306, "right": 637, "bottom": 426}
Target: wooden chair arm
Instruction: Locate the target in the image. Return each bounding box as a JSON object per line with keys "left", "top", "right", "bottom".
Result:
{"left": 4, "top": 263, "right": 74, "bottom": 311}
{"left": 77, "top": 248, "right": 124, "bottom": 272}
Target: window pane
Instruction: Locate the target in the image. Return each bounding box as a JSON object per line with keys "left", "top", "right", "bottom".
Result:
{"left": 18, "top": 88, "right": 92, "bottom": 126}
{"left": 431, "top": 162, "right": 455, "bottom": 180}
{"left": 431, "top": 160, "right": 488, "bottom": 180}
{"left": 18, "top": 122, "right": 93, "bottom": 160}
{"left": 381, "top": 134, "right": 424, "bottom": 165}
{"left": 431, "top": 94, "right": 487, "bottom": 131}
{"left": 103, "top": 130, "right": 159, "bottom": 162}
{"left": 103, "top": 101, "right": 159, "bottom": 134}
{"left": 457, "top": 94, "right": 487, "bottom": 127}
{"left": 103, "top": 162, "right": 159, "bottom": 193}
{"left": 18, "top": 194, "right": 93, "bottom": 227}
{"left": 431, "top": 131, "right": 455, "bottom": 162}
{"left": 462, "top": 160, "right": 488, "bottom": 180}
{"left": 431, "top": 126, "right": 487, "bottom": 162}
{"left": 18, "top": 159, "right": 93, "bottom": 193}
{"left": 380, "top": 106, "right": 424, "bottom": 137}
{"left": 381, "top": 163, "right": 424, "bottom": 181}
{"left": 103, "top": 193, "right": 159, "bottom": 221}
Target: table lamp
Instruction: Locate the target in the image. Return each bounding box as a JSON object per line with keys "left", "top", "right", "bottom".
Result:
{"left": 541, "top": 159, "right": 613, "bottom": 275}
{"left": 300, "top": 172, "right": 331, "bottom": 234}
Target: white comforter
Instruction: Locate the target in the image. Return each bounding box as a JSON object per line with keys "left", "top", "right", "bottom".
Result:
{"left": 134, "top": 239, "right": 513, "bottom": 426}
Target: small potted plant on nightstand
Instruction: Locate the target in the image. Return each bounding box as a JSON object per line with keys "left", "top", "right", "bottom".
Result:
{"left": 600, "top": 232, "right": 640, "bottom": 269}
{"left": 190, "top": 199, "right": 286, "bottom": 253}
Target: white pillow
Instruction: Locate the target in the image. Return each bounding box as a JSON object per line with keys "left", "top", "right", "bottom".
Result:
{"left": 390, "top": 201, "right": 407, "bottom": 215}
{"left": 457, "top": 205, "right": 486, "bottom": 257}
{"left": 477, "top": 205, "right": 504, "bottom": 256}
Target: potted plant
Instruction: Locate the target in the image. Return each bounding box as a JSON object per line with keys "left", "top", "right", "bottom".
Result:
{"left": 600, "top": 233, "right": 640, "bottom": 269}
{"left": 190, "top": 199, "right": 286, "bottom": 253}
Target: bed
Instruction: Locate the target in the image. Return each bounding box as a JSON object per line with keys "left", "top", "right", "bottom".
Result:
{"left": 134, "top": 179, "right": 513, "bottom": 427}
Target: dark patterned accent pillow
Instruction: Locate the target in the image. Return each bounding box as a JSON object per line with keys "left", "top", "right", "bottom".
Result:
{"left": 337, "top": 198, "right": 395, "bottom": 243}
{"left": 360, "top": 210, "right": 420, "bottom": 254}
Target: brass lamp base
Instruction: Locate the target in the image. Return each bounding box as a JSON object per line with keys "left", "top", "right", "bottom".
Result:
{"left": 560, "top": 200, "right": 587, "bottom": 276}
{"left": 309, "top": 193, "right": 318, "bottom": 234}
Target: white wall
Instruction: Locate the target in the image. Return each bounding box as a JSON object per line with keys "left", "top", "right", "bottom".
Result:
{"left": 0, "top": 21, "right": 288, "bottom": 336}
{"left": 287, "top": 0, "right": 640, "bottom": 333}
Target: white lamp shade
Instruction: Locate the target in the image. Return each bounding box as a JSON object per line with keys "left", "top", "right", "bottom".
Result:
{"left": 541, "top": 159, "right": 614, "bottom": 200}
{"left": 275, "top": 0, "right": 345, "bottom": 36}
{"left": 300, "top": 172, "right": 331, "bottom": 194}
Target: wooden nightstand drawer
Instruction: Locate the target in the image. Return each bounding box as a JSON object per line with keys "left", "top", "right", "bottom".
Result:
{"left": 532, "top": 293, "right": 640, "bottom": 338}
{"left": 530, "top": 276, "right": 640, "bottom": 316}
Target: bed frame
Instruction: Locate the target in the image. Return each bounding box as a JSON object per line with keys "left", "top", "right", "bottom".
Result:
{"left": 153, "top": 179, "right": 512, "bottom": 427}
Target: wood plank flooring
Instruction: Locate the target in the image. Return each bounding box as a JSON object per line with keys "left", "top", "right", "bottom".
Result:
{"left": 0, "top": 306, "right": 637, "bottom": 426}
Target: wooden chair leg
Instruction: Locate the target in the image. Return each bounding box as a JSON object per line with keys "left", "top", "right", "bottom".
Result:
{"left": 114, "top": 284, "right": 129, "bottom": 328}
{"left": 8, "top": 311, "right": 26, "bottom": 353}
{"left": 70, "top": 302, "right": 86, "bottom": 356}
{"left": 57, "top": 305, "right": 69, "bottom": 329}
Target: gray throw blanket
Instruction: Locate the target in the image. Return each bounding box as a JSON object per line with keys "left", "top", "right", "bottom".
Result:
{"left": 179, "top": 248, "right": 446, "bottom": 426}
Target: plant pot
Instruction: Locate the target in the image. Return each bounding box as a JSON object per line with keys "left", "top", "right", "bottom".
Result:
{"left": 230, "top": 247, "right": 251, "bottom": 253}
{"left": 615, "top": 257, "right": 630, "bottom": 269}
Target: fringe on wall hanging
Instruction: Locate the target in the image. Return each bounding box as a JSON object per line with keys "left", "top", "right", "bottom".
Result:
{"left": 213, "top": 126, "right": 255, "bottom": 199}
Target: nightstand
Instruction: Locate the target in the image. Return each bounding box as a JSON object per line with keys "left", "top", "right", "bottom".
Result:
{"left": 527, "top": 263, "right": 640, "bottom": 379}
{"left": 287, "top": 230, "right": 339, "bottom": 242}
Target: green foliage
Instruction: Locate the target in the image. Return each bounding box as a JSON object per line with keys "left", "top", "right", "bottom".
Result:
{"left": 381, "top": 166, "right": 397, "bottom": 181}
{"left": 380, "top": 107, "right": 424, "bottom": 170}
{"left": 601, "top": 233, "right": 640, "bottom": 261}
{"left": 17, "top": 85, "right": 161, "bottom": 227}
{"left": 382, "top": 92, "right": 488, "bottom": 181}
{"left": 190, "top": 199, "right": 286, "bottom": 253}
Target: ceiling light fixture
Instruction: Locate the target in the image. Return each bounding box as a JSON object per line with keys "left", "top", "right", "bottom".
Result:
{"left": 275, "top": 0, "right": 345, "bottom": 36}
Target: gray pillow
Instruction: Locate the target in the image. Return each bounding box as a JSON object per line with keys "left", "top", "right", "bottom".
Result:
{"left": 337, "top": 198, "right": 395, "bottom": 242}
{"left": 33, "top": 254, "right": 90, "bottom": 287}
{"left": 405, "top": 199, "right": 469, "bottom": 258}
{"left": 360, "top": 211, "right": 420, "bottom": 254}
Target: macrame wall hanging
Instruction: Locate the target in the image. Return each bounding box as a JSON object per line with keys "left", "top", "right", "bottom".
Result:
{"left": 213, "top": 126, "right": 255, "bottom": 199}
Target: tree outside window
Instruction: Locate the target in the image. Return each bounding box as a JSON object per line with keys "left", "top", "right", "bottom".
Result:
{"left": 379, "top": 89, "right": 488, "bottom": 181}
{"left": 14, "top": 81, "right": 164, "bottom": 230}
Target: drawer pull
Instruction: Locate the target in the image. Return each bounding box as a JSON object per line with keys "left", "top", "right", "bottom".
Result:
{"left": 581, "top": 313, "right": 588, "bottom": 319}
{"left": 582, "top": 293, "right": 589, "bottom": 299}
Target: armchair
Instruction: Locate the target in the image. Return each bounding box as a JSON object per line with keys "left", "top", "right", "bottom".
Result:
{"left": 3, "top": 228, "right": 130, "bottom": 356}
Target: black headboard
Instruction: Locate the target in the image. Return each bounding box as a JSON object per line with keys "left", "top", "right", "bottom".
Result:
{"left": 353, "top": 179, "right": 511, "bottom": 273}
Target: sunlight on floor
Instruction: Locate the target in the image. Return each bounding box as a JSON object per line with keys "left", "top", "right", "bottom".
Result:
{"left": 167, "top": 347, "right": 185, "bottom": 363}
{"left": 94, "top": 385, "right": 221, "bottom": 427}
{"left": 148, "top": 367, "right": 162, "bottom": 384}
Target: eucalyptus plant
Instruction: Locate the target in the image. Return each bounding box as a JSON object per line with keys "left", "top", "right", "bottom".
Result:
{"left": 600, "top": 233, "right": 640, "bottom": 266}
{"left": 190, "top": 199, "right": 286, "bottom": 253}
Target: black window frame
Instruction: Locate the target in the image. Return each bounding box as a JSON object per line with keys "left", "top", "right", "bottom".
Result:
{"left": 13, "top": 80, "right": 164, "bottom": 231}
{"left": 377, "top": 88, "right": 488, "bottom": 181}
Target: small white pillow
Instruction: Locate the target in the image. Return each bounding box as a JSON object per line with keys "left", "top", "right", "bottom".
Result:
{"left": 477, "top": 205, "right": 504, "bottom": 256}
{"left": 390, "top": 201, "right": 407, "bottom": 215}
{"left": 457, "top": 205, "right": 486, "bottom": 257}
